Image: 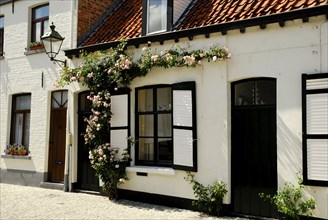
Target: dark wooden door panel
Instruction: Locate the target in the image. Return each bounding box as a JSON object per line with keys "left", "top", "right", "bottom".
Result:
{"left": 232, "top": 107, "right": 278, "bottom": 218}
{"left": 77, "top": 91, "right": 99, "bottom": 191}
{"left": 48, "top": 109, "right": 67, "bottom": 183}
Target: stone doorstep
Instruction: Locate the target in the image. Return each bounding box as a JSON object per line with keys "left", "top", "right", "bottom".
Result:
{"left": 40, "top": 182, "right": 64, "bottom": 191}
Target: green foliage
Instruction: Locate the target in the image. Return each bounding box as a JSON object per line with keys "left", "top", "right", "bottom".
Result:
{"left": 259, "top": 177, "right": 316, "bottom": 220}
{"left": 185, "top": 172, "right": 227, "bottom": 216}
{"left": 89, "top": 142, "right": 131, "bottom": 200}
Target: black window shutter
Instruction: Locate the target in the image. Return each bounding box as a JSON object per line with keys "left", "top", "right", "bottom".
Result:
{"left": 172, "top": 81, "right": 197, "bottom": 171}
{"left": 302, "top": 73, "right": 328, "bottom": 186}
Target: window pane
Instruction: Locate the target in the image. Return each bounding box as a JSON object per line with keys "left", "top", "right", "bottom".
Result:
{"left": 35, "top": 22, "right": 41, "bottom": 42}
{"left": 34, "top": 5, "right": 49, "bottom": 19}
{"left": 234, "top": 80, "right": 276, "bottom": 106}
{"left": 43, "top": 20, "right": 49, "bottom": 34}
{"left": 157, "top": 87, "right": 171, "bottom": 111}
{"left": 234, "top": 81, "right": 253, "bottom": 106}
{"left": 257, "top": 80, "right": 276, "bottom": 105}
{"left": 138, "top": 138, "right": 154, "bottom": 161}
{"left": 148, "top": 0, "right": 167, "bottom": 33}
{"left": 138, "top": 89, "right": 153, "bottom": 112}
{"left": 158, "top": 138, "right": 173, "bottom": 161}
{"left": 52, "top": 91, "right": 68, "bottom": 108}
{"left": 15, "top": 95, "right": 31, "bottom": 110}
{"left": 158, "top": 113, "right": 171, "bottom": 137}
{"left": 139, "top": 115, "right": 154, "bottom": 136}
{"left": 62, "top": 91, "right": 68, "bottom": 108}
{"left": 14, "top": 114, "right": 23, "bottom": 144}
{"left": 0, "top": 17, "right": 4, "bottom": 28}
{"left": 24, "top": 113, "right": 31, "bottom": 148}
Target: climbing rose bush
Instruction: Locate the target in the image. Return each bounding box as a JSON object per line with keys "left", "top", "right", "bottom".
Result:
{"left": 89, "top": 143, "right": 130, "bottom": 200}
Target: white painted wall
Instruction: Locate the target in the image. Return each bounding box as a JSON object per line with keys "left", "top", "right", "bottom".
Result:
{"left": 121, "top": 16, "right": 327, "bottom": 218}
{"left": 0, "top": 0, "right": 77, "bottom": 175}
{"left": 2, "top": 2, "right": 326, "bottom": 218}
{"left": 68, "top": 15, "right": 328, "bottom": 219}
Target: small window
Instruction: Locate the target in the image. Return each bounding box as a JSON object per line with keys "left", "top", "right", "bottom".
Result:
{"left": 136, "top": 85, "right": 173, "bottom": 165}
{"left": 0, "top": 16, "right": 4, "bottom": 56}
{"left": 142, "top": 0, "right": 172, "bottom": 35}
{"left": 234, "top": 79, "right": 276, "bottom": 106}
{"left": 52, "top": 90, "right": 68, "bottom": 109}
{"left": 302, "top": 73, "right": 328, "bottom": 186}
{"left": 135, "top": 82, "right": 197, "bottom": 171}
{"left": 10, "top": 94, "right": 32, "bottom": 149}
{"left": 31, "top": 4, "right": 49, "bottom": 43}
{"left": 147, "top": 0, "right": 167, "bottom": 34}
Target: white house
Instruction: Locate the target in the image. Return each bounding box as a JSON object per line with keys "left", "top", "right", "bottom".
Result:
{"left": 0, "top": 0, "right": 77, "bottom": 187}
{"left": 1, "top": 0, "right": 327, "bottom": 219}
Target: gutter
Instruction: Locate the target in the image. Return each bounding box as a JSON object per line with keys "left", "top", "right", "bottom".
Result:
{"left": 64, "top": 4, "right": 328, "bottom": 58}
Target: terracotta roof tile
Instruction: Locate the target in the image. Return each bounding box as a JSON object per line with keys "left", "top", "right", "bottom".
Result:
{"left": 81, "top": 0, "right": 142, "bottom": 46}
{"left": 82, "top": 0, "right": 328, "bottom": 46}
{"left": 177, "top": 0, "right": 327, "bottom": 30}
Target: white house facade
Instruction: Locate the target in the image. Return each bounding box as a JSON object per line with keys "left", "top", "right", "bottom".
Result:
{"left": 0, "top": 0, "right": 77, "bottom": 187}
{"left": 1, "top": 0, "right": 327, "bottom": 219}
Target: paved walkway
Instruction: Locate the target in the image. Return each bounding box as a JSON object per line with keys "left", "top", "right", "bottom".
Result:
{"left": 0, "top": 183, "right": 244, "bottom": 220}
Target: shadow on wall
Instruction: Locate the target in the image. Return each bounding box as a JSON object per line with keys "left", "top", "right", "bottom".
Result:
{"left": 1, "top": 159, "right": 40, "bottom": 186}
{"left": 0, "top": 59, "right": 11, "bottom": 94}
{"left": 277, "top": 115, "right": 302, "bottom": 185}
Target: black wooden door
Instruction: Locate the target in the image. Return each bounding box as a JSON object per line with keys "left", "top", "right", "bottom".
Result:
{"left": 231, "top": 79, "right": 278, "bottom": 218}
{"left": 77, "top": 92, "right": 99, "bottom": 191}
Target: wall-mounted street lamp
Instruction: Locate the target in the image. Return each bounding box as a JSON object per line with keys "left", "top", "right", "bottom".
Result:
{"left": 41, "top": 22, "right": 66, "bottom": 67}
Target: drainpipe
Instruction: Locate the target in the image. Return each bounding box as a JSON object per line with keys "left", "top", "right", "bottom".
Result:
{"left": 64, "top": 132, "right": 72, "bottom": 192}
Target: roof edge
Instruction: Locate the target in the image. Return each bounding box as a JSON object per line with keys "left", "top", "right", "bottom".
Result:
{"left": 65, "top": 4, "right": 328, "bottom": 58}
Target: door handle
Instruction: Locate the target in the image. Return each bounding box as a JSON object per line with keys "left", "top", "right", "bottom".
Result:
{"left": 55, "top": 161, "right": 63, "bottom": 165}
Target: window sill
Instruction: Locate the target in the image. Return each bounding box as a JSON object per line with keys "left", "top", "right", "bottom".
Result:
{"left": 1, "top": 155, "right": 31, "bottom": 160}
{"left": 126, "top": 166, "right": 175, "bottom": 176}
{"left": 24, "top": 48, "right": 45, "bottom": 56}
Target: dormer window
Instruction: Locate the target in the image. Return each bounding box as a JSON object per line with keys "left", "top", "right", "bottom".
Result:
{"left": 148, "top": 0, "right": 167, "bottom": 33}
{"left": 142, "top": 0, "right": 172, "bottom": 35}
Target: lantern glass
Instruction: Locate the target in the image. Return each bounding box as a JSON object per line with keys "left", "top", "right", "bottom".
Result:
{"left": 41, "top": 22, "right": 64, "bottom": 60}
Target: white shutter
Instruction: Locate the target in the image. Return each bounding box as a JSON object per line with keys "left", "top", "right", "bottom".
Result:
{"left": 306, "top": 78, "right": 328, "bottom": 90}
{"left": 306, "top": 94, "right": 328, "bottom": 134}
{"left": 111, "top": 94, "right": 128, "bottom": 127}
{"left": 172, "top": 82, "right": 197, "bottom": 171}
{"left": 307, "top": 139, "right": 328, "bottom": 181}
{"left": 110, "top": 89, "right": 130, "bottom": 157}
{"left": 303, "top": 73, "right": 328, "bottom": 185}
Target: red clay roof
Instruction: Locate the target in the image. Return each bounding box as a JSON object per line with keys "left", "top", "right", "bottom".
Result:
{"left": 82, "top": 0, "right": 142, "bottom": 46}
{"left": 177, "top": 0, "right": 328, "bottom": 30}
{"left": 81, "top": 0, "right": 328, "bottom": 47}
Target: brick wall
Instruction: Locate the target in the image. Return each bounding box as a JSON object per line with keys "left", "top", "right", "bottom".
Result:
{"left": 77, "top": 0, "right": 115, "bottom": 45}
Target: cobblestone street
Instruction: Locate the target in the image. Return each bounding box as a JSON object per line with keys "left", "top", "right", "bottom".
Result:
{"left": 0, "top": 183, "right": 245, "bottom": 220}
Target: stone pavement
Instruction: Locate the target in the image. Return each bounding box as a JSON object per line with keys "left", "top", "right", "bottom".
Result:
{"left": 0, "top": 183, "right": 245, "bottom": 220}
